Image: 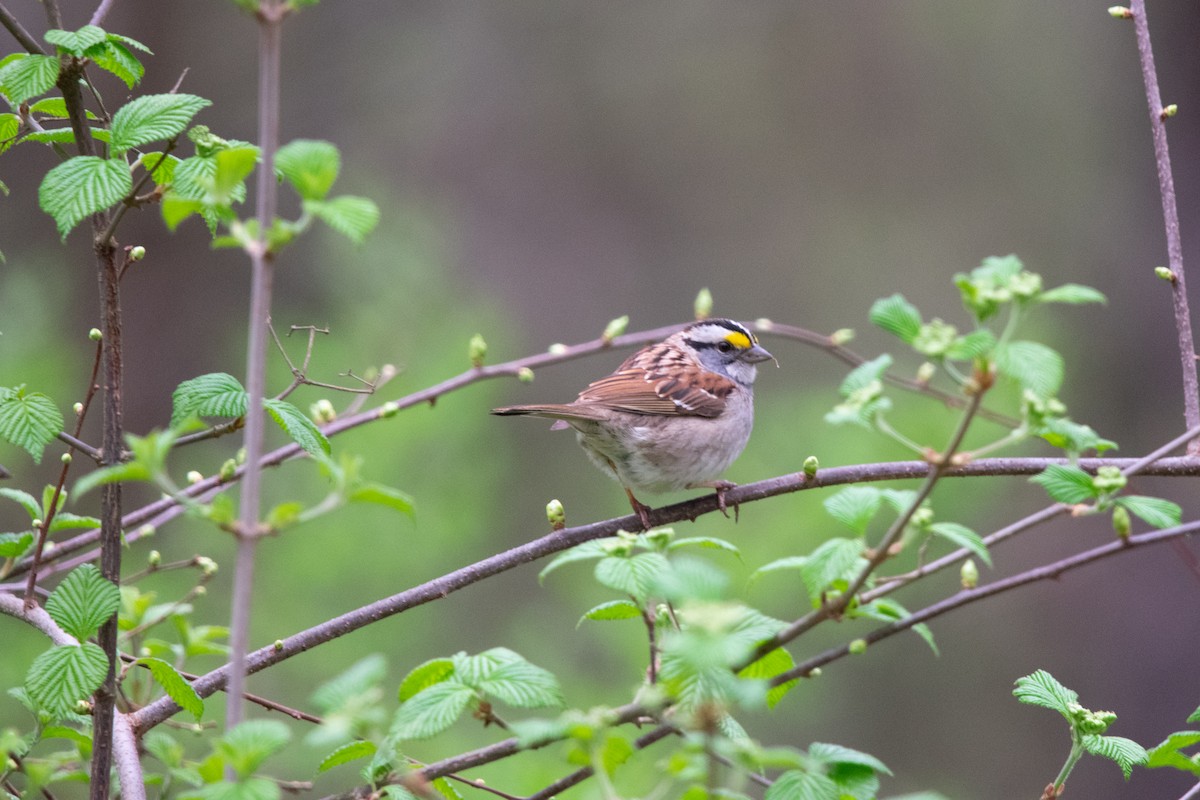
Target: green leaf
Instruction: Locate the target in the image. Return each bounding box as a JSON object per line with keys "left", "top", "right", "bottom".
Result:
{"left": 799, "top": 538, "right": 864, "bottom": 606}
{"left": 398, "top": 658, "right": 455, "bottom": 702}
{"left": 139, "top": 152, "right": 180, "bottom": 185}
{"left": 276, "top": 139, "right": 340, "bottom": 200}
{"left": 347, "top": 482, "right": 414, "bottom": 518}
{"left": 171, "top": 372, "right": 247, "bottom": 426}
{"left": 91, "top": 40, "right": 144, "bottom": 89}
{"left": 0, "top": 54, "right": 60, "bottom": 104}
{"left": 0, "top": 112, "right": 18, "bottom": 155}
{"left": 765, "top": 769, "right": 840, "bottom": 800}
{"left": 1146, "top": 731, "right": 1200, "bottom": 775}
{"left": 318, "top": 740, "right": 376, "bottom": 773}
{"left": 749, "top": 555, "right": 809, "bottom": 583}
{"left": 1114, "top": 495, "right": 1182, "bottom": 530}
{"left": 28, "top": 98, "right": 95, "bottom": 119}
{"left": 477, "top": 659, "right": 565, "bottom": 709}
{"left": 594, "top": 551, "right": 671, "bottom": 600}
{"left": 869, "top": 294, "right": 922, "bottom": 343}
{"left": 211, "top": 146, "right": 259, "bottom": 203}
{"left": 738, "top": 647, "right": 798, "bottom": 708}
{"left": 45, "top": 25, "right": 107, "bottom": 54}
{"left": 310, "top": 653, "right": 387, "bottom": 715}
{"left": 667, "top": 536, "right": 741, "bottom": 557}
{"left": 0, "top": 386, "right": 64, "bottom": 464}
{"left": 1036, "top": 417, "right": 1118, "bottom": 455}
{"left": 135, "top": 657, "right": 203, "bottom": 720}
{"left": 264, "top": 398, "right": 331, "bottom": 456}
{"left": 0, "top": 486, "right": 41, "bottom": 519}
{"left": 1030, "top": 464, "right": 1097, "bottom": 504}
{"left": 945, "top": 328, "right": 997, "bottom": 361}
{"left": 580, "top": 599, "right": 643, "bottom": 624}
{"left": 0, "top": 532, "right": 34, "bottom": 558}
{"left": 809, "top": 741, "right": 892, "bottom": 775}
{"left": 823, "top": 486, "right": 882, "bottom": 535}
{"left": 1013, "top": 669, "right": 1077, "bottom": 716}
{"left": 109, "top": 94, "right": 211, "bottom": 156}
{"left": 38, "top": 156, "right": 132, "bottom": 238}
{"left": 839, "top": 354, "right": 893, "bottom": 396}
{"left": 45, "top": 564, "right": 120, "bottom": 641}
{"left": 19, "top": 127, "right": 110, "bottom": 146}
{"left": 452, "top": 647, "right": 523, "bottom": 685}
{"left": 995, "top": 340, "right": 1063, "bottom": 398}
{"left": 1037, "top": 284, "right": 1107, "bottom": 306}
{"left": 390, "top": 681, "right": 475, "bottom": 740}
{"left": 72, "top": 459, "right": 152, "bottom": 499}
{"left": 538, "top": 540, "right": 609, "bottom": 582}
{"left": 928, "top": 522, "right": 992, "bottom": 567}
{"left": 306, "top": 196, "right": 380, "bottom": 245}
{"left": 1082, "top": 734, "right": 1148, "bottom": 780}
{"left": 25, "top": 642, "right": 108, "bottom": 717}
{"left": 218, "top": 719, "right": 291, "bottom": 780}
{"left": 855, "top": 597, "right": 939, "bottom": 656}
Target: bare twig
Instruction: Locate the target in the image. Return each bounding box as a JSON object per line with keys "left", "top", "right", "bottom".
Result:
{"left": 0, "top": 1, "right": 45, "bottom": 54}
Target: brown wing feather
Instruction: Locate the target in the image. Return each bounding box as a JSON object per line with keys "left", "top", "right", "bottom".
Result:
{"left": 574, "top": 340, "right": 734, "bottom": 418}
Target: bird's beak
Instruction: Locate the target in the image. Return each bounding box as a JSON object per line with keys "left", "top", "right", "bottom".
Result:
{"left": 743, "top": 343, "right": 777, "bottom": 366}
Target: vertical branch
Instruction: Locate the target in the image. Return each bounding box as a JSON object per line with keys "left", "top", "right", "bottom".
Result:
{"left": 225, "top": 0, "right": 286, "bottom": 731}
{"left": 1128, "top": 0, "right": 1199, "bottom": 451}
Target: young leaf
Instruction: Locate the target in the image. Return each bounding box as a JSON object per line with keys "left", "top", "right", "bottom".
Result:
{"left": 945, "top": 328, "right": 997, "bottom": 361}
{"left": 538, "top": 540, "right": 609, "bottom": 582}
{"left": 737, "top": 647, "right": 798, "bottom": 709}
{"left": 799, "top": 538, "right": 865, "bottom": 606}
{"left": 0, "top": 54, "right": 60, "bottom": 104}
{"left": 264, "top": 398, "right": 331, "bottom": 456}
{"left": 306, "top": 196, "right": 381, "bottom": 244}
{"left": 666, "top": 536, "right": 741, "bottom": 557}
{"left": 171, "top": 372, "right": 247, "bottom": 426}
{"left": 765, "top": 769, "right": 840, "bottom": 800}
{"left": 0, "top": 112, "right": 18, "bottom": 155}
{"left": 135, "top": 657, "right": 203, "bottom": 720}
{"left": 749, "top": 555, "right": 808, "bottom": 583}
{"left": 398, "top": 658, "right": 455, "bottom": 702}
{"left": 211, "top": 146, "right": 260, "bottom": 203}
{"left": 91, "top": 39, "right": 144, "bottom": 88}
{"left": 929, "top": 522, "right": 992, "bottom": 567}
{"left": 1030, "top": 464, "right": 1097, "bottom": 504}
{"left": 995, "top": 340, "right": 1063, "bottom": 398}
{"left": 1114, "top": 495, "right": 1182, "bottom": 530}
{"left": 109, "top": 94, "right": 212, "bottom": 156}
{"left": 1013, "top": 669, "right": 1078, "bottom": 716}
{"left": 868, "top": 294, "right": 922, "bottom": 343}
{"left": 276, "top": 139, "right": 340, "bottom": 200}
{"left": 25, "top": 642, "right": 108, "bottom": 717}
{"left": 348, "top": 482, "right": 415, "bottom": 518}
{"left": 855, "top": 597, "right": 939, "bottom": 656}
{"left": 318, "top": 740, "right": 377, "bottom": 773}
{"left": 218, "top": 719, "right": 291, "bottom": 780}
{"left": 0, "top": 532, "right": 34, "bottom": 558}
{"left": 579, "top": 599, "right": 643, "bottom": 624}
{"left": 390, "top": 682, "right": 475, "bottom": 740}
{"left": 823, "top": 486, "right": 882, "bottom": 535}
{"left": 452, "top": 647, "right": 523, "bottom": 685}
{"left": 1146, "top": 731, "right": 1200, "bottom": 776}
{"left": 1037, "top": 284, "right": 1107, "bottom": 306}
{"left": 38, "top": 156, "right": 132, "bottom": 238}
{"left": 839, "top": 354, "right": 893, "bottom": 396}
{"left": 0, "top": 387, "right": 63, "bottom": 464}
{"left": 44, "top": 26, "right": 107, "bottom": 54}
{"left": 1081, "top": 734, "right": 1148, "bottom": 780}
{"left": 809, "top": 742, "right": 892, "bottom": 775}
{"left": 0, "top": 486, "right": 41, "bottom": 520}
{"left": 45, "top": 564, "right": 121, "bottom": 641}
{"left": 594, "top": 551, "right": 671, "bottom": 600}
{"left": 477, "top": 659, "right": 565, "bottom": 709}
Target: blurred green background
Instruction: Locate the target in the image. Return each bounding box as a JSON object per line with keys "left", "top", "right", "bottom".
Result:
{"left": 3, "top": 2, "right": 1200, "bottom": 798}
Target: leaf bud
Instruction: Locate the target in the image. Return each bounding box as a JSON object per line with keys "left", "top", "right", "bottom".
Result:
{"left": 61, "top": 452, "right": 72, "bottom": 464}
{"left": 468, "top": 333, "right": 488, "bottom": 368}
{"left": 73, "top": 402, "right": 84, "bottom": 415}
{"left": 960, "top": 558, "right": 979, "bottom": 589}
{"left": 803, "top": 456, "right": 819, "bottom": 478}
{"left": 31, "top": 518, "right": 43, "bottom": 531}
{"left": 517, "top": 366, "right": 535, "bottom": 383}
{"left": 186, "top": 470, "right": 203, "bottom": 485}
{"left": 218, "top": 458, "right": 237, "bottom": 482}
{"left": 88, "top": 328, "right": 103, "bottom": 342}
{"left": 755, "top": 317, "right": 774, "bottom": 332}
{"left": 808, "top": 667, "right": 822, "bottom": 678}
{"left": 602, "top": 315, "right": 629, "bottom": 343}
{"left": 236, "top": 447, "right": 247, "bottom": 465}
{"left": 1092, "top": 465, "right": 1127, "bottom": 493}
{"left": 548, "top": 342, "right": 568, "bottom": 355}
{"left": 1155, "top": 266, "right": 1177, "bottom": 282}
{"left": 848, "top": 638, "right": 868, "bottom": 655}
{"left": 546, "top": 498, "right": 566, "bottom": 530}
{"left": 197, "top": 556, "right": 217, "bottom": 576}
{"left": 1160, "top": 104, "right": 1178, "bottom": 120}
{"left": 916, "top": 361, "right": 937, "bottom": 385}
{"left": 310, "top": 398, "right": 336, "bottom": 424}
{"left": 829, "top": 328, "right": 855, "bottom": 346}
{"left": 148, "top": 550, "right": 161, "bottom": 567}
{"left": 1112, "top": 505, "right": 1131, "bottom": 538}
{"left": 694, "top": 288, "right": 713, "bottom": 320}
{"left": 380, "top": 401, "right": 400, "bottom": 418}
{"left": 645, "top": 527, "right": 674, "bottom": 549}
{"left": 129, "top": 245, "right": 146, "bottom": 261}
{"left": 194, "top": 585, "right": 206, "bottom": 596}
{"left": 274, "top": 639, "right": 284, "bottom": 651}
{"left": 1107, "top": 5, "right": 1132, "bottom": 18}
{"left": 137, "top": 524, "right": 155, "bottom": 539}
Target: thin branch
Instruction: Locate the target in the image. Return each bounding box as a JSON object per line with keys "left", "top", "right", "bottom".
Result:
{"left": 1128, "top": 0, "right": 1200, "bottom": 451}
{"left": 0, "top": 2, "right": 45, "bottom": 54}
{"left": 89, "top": 0, "right": 118, "bottom": 27}
{"left": 524, "top": 725, "right": 677, "bottom": 800}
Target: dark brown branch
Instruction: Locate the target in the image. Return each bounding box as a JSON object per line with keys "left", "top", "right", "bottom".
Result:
{"left": 0, "top": 2, "right": 45, "bottom": 54}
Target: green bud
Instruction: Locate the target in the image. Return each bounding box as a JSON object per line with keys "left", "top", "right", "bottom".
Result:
{"left": 274, "top": 639, "right": 284, "bottom": 651}
{"left": 75, "top": 699, "right": 91, "bottom": 713}
{"left": 910, "top": 506, "right": 934, "bottom": 528}
{"left": 468, "top": 333, "right": 488, "bottom": 368}
{"left": 1161, "top": 104, "right": 1178, "bottom": 120}
{"left": 1107, "top": 5, "right": 1132, "bottom": 18}
{"left": 310, "top": 398, "right": 336, "bottom": 424}
{"left": 1112, "top": 505, "right": 1131, "bottom": 538}
{"left": 960, "top": 558, "right": 979, "bottom": 589}
{"left": 517, "top": 366, "right": 535, "bottom": 383}
{"left": 829, "top": 328, "right": 855, "bottom": 346}
{"left": 148, "top": 550, "right": 161, "bottom": 567}
{"left": 848, "top": 638, "right": 868, "bottom": 655}
{"left": 916, "top": 361, "right": 937, "bottom": 385}
{"left": 61, "top": 452, "right": 72, "bottom": 464}
{"left": 197, "top": 556, "right": 217, "bottom": 576}
{"left": 602, "top": 538, "right": 634, "bottom": 558}
{"left": 88, "top": 328, "right": 103, "bottom": 342}
{"left": 549, "top": 342, "right": 568, "bottom": 355}
{"left": 129, "top": 245, "right": 146, "bottom": 261}
{"left": 236, "top": 447, "right": 247, "bottom": 465}
{"left": 1010, "top": 271, "right": 1043, "bottom": 299}
{"left": 186, "top": 470, "right": 203, "bottom": 485}
{"left": 803, "top": 455, "right": 819, "bottom": 478}
{"left": 694, "top": 288, "right": 713, "bottom": 320}
{"left": 1092, "top": 465, "right": 1127, "bottom": 493}
{"left": 1155, "top": 266, "right": 1177, "bottom": 282}
{"left": 218, "top": 458, "right": 237, "bottom": 482}
{"left": 546, "top": 498, "right": 566, "bottom": 530}
{"left": 137, "top": 524, "right": 155, "bottom": 539}
{"left": 808, "top": 667, "right": 822, "bottom": 678}
{"left": 139, "top": 646, "right": 151, "bottom": 657}
{"left": 913, "top": 319, "right": 958, "bottom": 357}
{"left": 31, "top": 519, "right": 42, "bottom": 531}
{"left": 645, "top": 527, "right": 674, "bottom": 549}
{"left": 602, "top": 315, "right": 629, "bottom": 343}
{"left": 73, "top": 402, "right": 84, "bottom": 415}
{"left": 380, "top": 401, "right": 400, "bottom": 418}
{"left": 755, "top": 317, "right": 774, "bottom": 332}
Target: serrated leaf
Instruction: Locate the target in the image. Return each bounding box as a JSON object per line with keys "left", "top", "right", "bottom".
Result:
{"left": 765, "top": 769, "right": 840, "bottom": 800}
{"left": 171, "top": 372, "right": 247, "bottom": 427}
{"left": 666, "top": 536, "right": 741, "bottom": 557}
{"left": 1037, "top": 284, "right": 1107, "bottom": 306}
{"left": 0, "top": 531, "right": 34, "bottom": 558}
{"left": 318, "top": 740, "right": 376, "bottom": 773}
{"left": 452, "top": 647, "right": 523, "bottom": 685}
{"left": 1082, "top": 734, "right": 1148, "bottom": 780}
{"left": 218, "top": 719, "right": 291, "bottom": 779}
{"left": 72, "top": 460, "right": 152, "bottom": 499}
{"left": 390, "top": 681, "right": 475, "bottom": 740}
{"left": 0, "top": 54, "right": 60, "bottom": 104}
{"left": 1146, "top": 731, "right": 1200, "bottom": 775}
{"left": 45, "top": 26, "right": 108, "bottom": 54}
{"left": 579, "top": 599, "right": 643, "bottom": 624}
{"left": 19, "top": 127, "right": 109, "bottom": 146}
{"left": 276, "top": 139, "right": 340, "bottom": 200}
{"left": 264, "top": 398, "right": 331, "bottom": 456}
{"left": 478, "top": 660, "right": 564, "bottom": 709}
{"left": 738, "top": 647, "right": 798, "bottom": 708}
{"left": 748, "top": 555, "right": 808, "bottom": 583}
{"left": 839, "top": 354, "right": 893, "bottom": 396}
{"left": 91, "top": 40, "right": 144, "bottom": 89}
{"left": 945, "top": 328, "right": 997, "bottom": 361}
{"left": 50, "top": 511, "right": 101, "bottom": 532}
{"left": 799, "top": 538, "right": 864, "bottom": 606}
{"left": 25, "top": 642, "right": 108, "bottom": 717}
{"left": 138, "top": 151, "right": 180, "bottom": 185}
{"left": 348, "top": 482, "right": 414, "bottom": 518}
{"left": 855, "top": 597, "right": 938, "bottom": 656}
{"left": 1013, "top": 669, "right": 1077, "bottom": 716}
{"left": 109, "top": 94, "right": 211, "bottom": 156}
{"left": 995, "top": 340, "right": 1063, "bottom": 398}
{"left": 1036, "top": 417, "right": 1118, "bottom": 455}
{"left": 0, "top": 387, "right": 64, "bottom": 464}
{"left": 809, "top": 742, "right": 892, "bottom": 775}
{"left": 594, "top": 551, "right": 671, "bottom": 600}
{"left": 211, "top": 146, "right": 259, "bottom": 203}
{"left": 823, "top": 486, "right": 882, "bottom": 535}
{"left": 45, "top": 564, "right": 120, "bottom": 641}
{"left": 38, "top": 156, "right": 132, "bottom": 238}
{"left": 0, "top": 486, "right": 40, "bottom": 519}
{"left": 1030, "top": 464, "right": 1097, "bottom": 504}
{"left": 1114, "top": 495, "right": 1182, "bottom": 530}
{"left": 306, "top": 196, "right": 380, "bottom": 245}
{"left": 869, "top": 294, "right": 922, "bottom": 343}
{"left": 929, "top": 522, "right": 992, "bottom": 567}
{"left": 538, "top": 540, "right": 609, "bottom": 582}
{"left": 135, "top": 657, "right": 203, "bottom": 720}
{"left": 28, "top": 98, "right": 92, "bottom": 119}
{"left": 398, "top": 658, "right": 455, "bottom": 702}
{"left": 310, "top": 653, "right": 387, "bottom": 715}
{"left": 0, "top": 112, "right": 18, "bottom": 156}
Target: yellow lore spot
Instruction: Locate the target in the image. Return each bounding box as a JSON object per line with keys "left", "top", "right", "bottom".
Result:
{"left": 724, "top": 331, "right": 753, "bottom": 349}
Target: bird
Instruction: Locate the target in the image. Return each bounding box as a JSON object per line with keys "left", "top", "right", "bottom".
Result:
{"left": 492, "top": 318, "right": 775, "bottom": 529}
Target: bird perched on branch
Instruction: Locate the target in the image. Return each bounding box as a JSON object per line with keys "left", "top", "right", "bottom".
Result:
{"left": 492, "top": 318, "right": 775, "bottom": 529}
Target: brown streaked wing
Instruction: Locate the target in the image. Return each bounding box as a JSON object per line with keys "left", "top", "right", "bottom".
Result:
{"left": 575, "top": 342, "right": 734, "bottom": 418}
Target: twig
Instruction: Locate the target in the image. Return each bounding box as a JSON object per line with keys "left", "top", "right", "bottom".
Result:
{"left": 1128, "top": 0, "right": 1200, "bottom": 451}
{"left": 0, "top": 1, "right": 45, "bottom": 54}
{"left": 524, "top": 725, "right": 677, "bottom": 800}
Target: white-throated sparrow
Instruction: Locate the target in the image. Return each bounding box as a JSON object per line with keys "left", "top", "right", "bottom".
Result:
{"left": 492, "top": 318, "right": 775, "bottom": 529}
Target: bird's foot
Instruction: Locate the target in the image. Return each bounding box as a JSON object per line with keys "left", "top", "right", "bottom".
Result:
{"left": 691, "top": 480, "right": 738, "bottom": 521}
{"left": 624, "top": 488, "right": 654, "bottom": 530}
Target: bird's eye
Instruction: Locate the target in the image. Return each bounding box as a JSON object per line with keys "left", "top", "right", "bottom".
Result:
{"left": 716, "top": 341, "right": 734, "bottom": 353}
